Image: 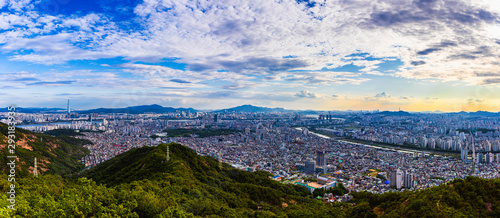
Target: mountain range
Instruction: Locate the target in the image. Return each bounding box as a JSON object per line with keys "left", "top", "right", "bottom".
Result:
{"left": 3, "top": 104, "right": 500, "bottom": 116}
{"left": 213, "top": 104, "right": 290, "bottom": 113}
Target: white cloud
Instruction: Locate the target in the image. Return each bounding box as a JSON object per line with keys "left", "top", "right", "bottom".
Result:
{"left": 8, "top": 0, "right": 32, "bottom": 11}
{"left": 0, "top": 0, "right": 499, "bottom": 110}
{"left": 295, "top": 90, "right": 317, "bottom": 98}
{"left": 365, "top": 92, "right": 393, "bottom": 101}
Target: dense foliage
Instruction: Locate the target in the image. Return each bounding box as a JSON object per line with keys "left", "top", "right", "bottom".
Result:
{"left": 351, "top": 176, "right": 500, "bottom": 217}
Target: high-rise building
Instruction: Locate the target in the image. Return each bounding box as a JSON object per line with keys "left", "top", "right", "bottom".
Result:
{"left": 67, "top": 99, "right": 71, "bottom": 114}
{"left": 477, "top": 153, "right": 483, "bottom": 164}
{"left": 316, "top": 150, "right": 326, "bottom": 167}
{"left": 460, "top": 148, "right": 468, "bottom": 161}
{"left": 305, "top": 158, "right": 316, "bottom": 175}
{"left": 390, "top": 169, "right": 403, "bottom": 189}
{"left": 403, "top": 170, "right": 413, "bottom": 189}
{"left": 486, "top": 153, "right": 494, "bottom": 164}
{"left": 396, "top": 170, "right": 403, "bottom": 189}
{"left": 214, "top": 114, "right": 218, "bottom": 123}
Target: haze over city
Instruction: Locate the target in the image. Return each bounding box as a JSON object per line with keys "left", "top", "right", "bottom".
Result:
{"left": 1, "top": 0, "right": 500, "bottom": 111}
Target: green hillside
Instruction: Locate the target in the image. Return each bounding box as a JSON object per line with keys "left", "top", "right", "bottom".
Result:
{"left": 0, "top": 123, "right": 90, "bottom": 176}
{"left": 80, "top": 143, "right": 333, "bottom": 216}
{"left": 350, "top": 176, "right": 500, "bottom": 217}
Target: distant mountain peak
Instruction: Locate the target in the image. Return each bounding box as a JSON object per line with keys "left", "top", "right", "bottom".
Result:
{"left": 215, "top": 104, "right": 288, "bottom": 113}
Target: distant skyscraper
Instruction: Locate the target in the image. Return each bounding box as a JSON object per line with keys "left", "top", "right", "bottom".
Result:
{"left": 214, "top": 114, "right": 218, "bottom": 123}
{"left": 305, "top": 158, "right": 315, "bottom": 174}
{"left": 486, "top": 153, "right": 494, "bottom": 164}
{"left": 316, "top": 150, "right": 326, "bottom": 167}
{"left": 390, "top": 169, "right": 403, "bottom": 189}
{"left": 461, "top": 148, "right": 468, "bottom": 161}
{"left": 67, "top": 99, "right": 71, "bottom": 114}
{"left": 403, "top": 170, "right": 413, "bottom": 189}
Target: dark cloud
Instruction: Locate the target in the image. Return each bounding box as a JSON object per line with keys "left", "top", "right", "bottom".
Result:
{"left": 218, "top": 57, "right": 308, "bottom": 73}
{"left": 416, "top": 41, "right": 457, "bottom": 56}
{"left": 11, "top": 77, "right": 40, "bottom": 82}
{"left": 410, "top": 60, "right": 426, "bottom": 66}
{"left": 448, "top": 53, "right": 477, "bottom": 60}
{"left": 56, "top": 93, "right": 82, "bottom": 96}
{"left": 212, "top": 20, "right": 246, "bottom": 36}
{"left": 417, "top": 48, "right": 440, "bottom": 55}
{"left": 187, "top": 63, "right": 215, "bottom": 71}
{"left": 27, "top": 80, "right": 76, "bottom": 86}
{"left": 481, "top": 78, "right": 500, "bottom": 85}
{"left": 474, "top": 72, "right": 500, "bottom": 77}
{"left": 186, "top": 57, "right": 308, "bottom": 73}
{"left": 448, "top": 46, "right": 492, "bottom": 60}
{"left": 169, "top": 79, "right": 191, "bottom": 84}
{"left": 369, "top": 10, "right": 428, "bottom": 27}
{"left": 221, "top": 82, "right": 254, "bottom": 90}
{"left": 365, "top": 0, "right": 499, "bottom": 29}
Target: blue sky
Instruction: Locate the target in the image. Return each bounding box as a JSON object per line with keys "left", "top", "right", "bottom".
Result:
{"left": 1, "top": 0, "right": 500, "bottom": 111}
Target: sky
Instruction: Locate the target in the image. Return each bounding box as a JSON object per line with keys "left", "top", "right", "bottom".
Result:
{"left": 1, "top": 0, "right": 500, "bottom": 111}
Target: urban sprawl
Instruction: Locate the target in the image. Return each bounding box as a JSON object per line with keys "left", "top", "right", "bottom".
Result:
{"left": 3, "top": 109, "right": 500, "bottom": 202}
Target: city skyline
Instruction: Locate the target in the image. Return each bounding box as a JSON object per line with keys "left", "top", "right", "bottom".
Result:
{"left": 1, "top": 0, "right": 500, "bottom": 111}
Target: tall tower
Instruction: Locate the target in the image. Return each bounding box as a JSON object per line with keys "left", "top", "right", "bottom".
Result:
{"left": 34, "top": 157, "right": 39, "bottom": 177}
{"left": 67, "top": 99, "right": 71, "bottom": 114}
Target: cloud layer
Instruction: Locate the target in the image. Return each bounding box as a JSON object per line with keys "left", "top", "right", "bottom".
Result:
{"left": 1, "top": 0, "right": 500, "bottom": 110}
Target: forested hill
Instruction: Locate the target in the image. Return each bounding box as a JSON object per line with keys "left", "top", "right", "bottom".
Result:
{"left": 351, "top": 176, "right": 500, "bottom": 217}
{"left": 0, "top": 123, "right": 90, "bottom": 176}
{"left": 81, "top": 143, "right": 320, "bottom": 211}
